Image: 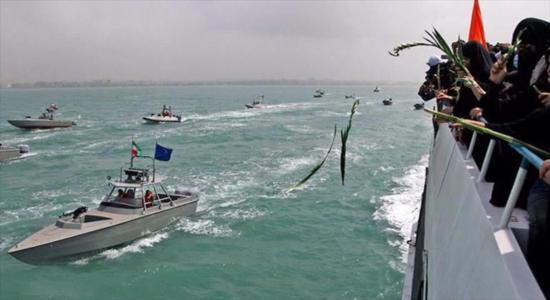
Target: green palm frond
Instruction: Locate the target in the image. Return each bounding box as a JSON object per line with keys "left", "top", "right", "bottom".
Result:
{"left": 289, "top": 125, "right": 338, "bottom": 190}
{"left": 390, "top": 27, "right": 470, "bottom": 75}
{"left": 502, "top": 28, "right": 526, "bottom": 64}
{"left": 424, "top": 108, "right": 550, "bottom": 158}
{"left": 388, "top": 42, "right": 432, "bottom": 57}
{"left": 340, "top": 99, "right": 360, "bottom": 185}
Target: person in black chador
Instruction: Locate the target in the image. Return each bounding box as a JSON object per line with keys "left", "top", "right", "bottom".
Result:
{"left": 463, "top": 18, "right": 550, "bottom": 207}
{"left": 449, "top": 41, "right": 493, "bottom": 169}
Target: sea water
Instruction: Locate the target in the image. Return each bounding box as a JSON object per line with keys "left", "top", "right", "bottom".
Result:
{"left": 0, "top": 85, "right": 432, "bottom": 299}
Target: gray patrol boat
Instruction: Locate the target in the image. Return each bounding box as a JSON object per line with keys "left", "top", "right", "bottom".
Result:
{"left": 7, "top": 104, "right": 75, "bottom": 129}
{"left": 8, "top": 156, "right": 199, "bottom": 264}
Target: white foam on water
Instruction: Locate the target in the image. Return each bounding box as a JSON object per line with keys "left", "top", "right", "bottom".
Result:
{"left": 0, "top": 236, "right": 15, "bottom": 251}
{"left": 373, "top": 155, "right": 428, "bottom": 263}
{"left": 208, "top": 207, "right": 267, "bottom": 220}
{"left": 71, "top": 232, "right": 169, "bottom": 265}
{"left": 2, "top": 131, "right": 59, "bottom": 145}
{"left": 174, "top": 218, "right": 236, "bottom": 237}
{"left": 276, "top": 156, "right": 317, "bottom": 174}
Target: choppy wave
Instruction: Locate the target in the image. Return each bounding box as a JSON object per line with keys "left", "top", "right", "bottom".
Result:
{"left": 373, "top": 155, "right": 428, "bottom": 262}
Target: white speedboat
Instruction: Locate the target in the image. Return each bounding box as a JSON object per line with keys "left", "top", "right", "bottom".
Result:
{"left": 245, "top": 95, "right": 265, "bottom": 109}
{"left": 0, "top": 144, "right": 30, "bottom": 161}
{"left": 143, "top": 114, "right": 182, "bottom": 123}
{"left": 7, "top": 104, "right": 75, "bottom": 129}
{"left": 143, "top": 105, "right": 182, "bottom": 123}
{"left": 8, "top": 156, "right": 199, "bottom": 264}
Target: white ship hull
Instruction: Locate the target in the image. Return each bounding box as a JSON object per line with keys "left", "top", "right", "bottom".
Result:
{"left": 402, "top": 126, "right": 544, "bottom": 299}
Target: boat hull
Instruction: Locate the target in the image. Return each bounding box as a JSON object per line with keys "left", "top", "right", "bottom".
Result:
{"left": 142, "top": 116, "right": 181, "bottom": 123}
{"left": 0, "top": 148, "right": 21, "bottom": 161}
{"left": 7, "top": 119, "right": 74, "bottom": 129}
{"left": 245, "top": 104, "right": 265, "bottom": 109}
{"left": 9, "top": 199, "right": 197, "bottom": 264}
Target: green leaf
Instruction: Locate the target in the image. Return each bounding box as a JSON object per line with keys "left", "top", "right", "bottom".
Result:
{"left": 424, "top": 108, "right": 550, "bottom": 158}
{"left": 289, "top": 125, "right": 338, "bottom": 190}
{"left": 340, "top": 100, "right": 360, "bottom": 185}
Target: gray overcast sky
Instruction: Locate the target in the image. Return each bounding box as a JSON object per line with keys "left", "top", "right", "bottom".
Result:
{"left": 0, "top": 0, "right": 548, "bottom": 83}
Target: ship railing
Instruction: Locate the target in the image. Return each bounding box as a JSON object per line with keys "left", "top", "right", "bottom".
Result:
{"left": 466, "top": 132, "right": 544, "bottom": 229}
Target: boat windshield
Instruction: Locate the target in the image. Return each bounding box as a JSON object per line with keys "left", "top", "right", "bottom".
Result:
{"left": 105, "top": 187, "right": 145, "bottom": 207}
{"left": 103, "top": 181, "right": 172, "bottom": 209}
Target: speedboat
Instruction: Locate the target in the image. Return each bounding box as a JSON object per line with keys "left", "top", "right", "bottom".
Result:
{"left": 7, "top": 104, "right": 75, "bottom": 129}
{"left": 382, "top": 98, "right": 393, "bottom": 105}
{"left": 413, "top": 103, "right": 425, "bottom": 110}
{"left": 245, "top": 95, "right": 265, "bottom": 109}
{"left": 143, "top": 105, "right": 182, "bottom": 123}
{"left": 8, "top": 156, "right": 199, "bottom": 264}
{"left": 0, "top": 144, "right": 30, "bottom": 161}
{"left": 143, "top": 114, "right": 182, "bottom": 123}
{"left": 373, "top": 86, "right": 380, "bottom": 92}
{"left": 313, "top": 89, "right": 325, "bottom": 98}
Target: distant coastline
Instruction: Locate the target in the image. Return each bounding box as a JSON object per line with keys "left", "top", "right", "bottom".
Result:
{"left": 0, "top": 79, "right": 416, "bottom": 89}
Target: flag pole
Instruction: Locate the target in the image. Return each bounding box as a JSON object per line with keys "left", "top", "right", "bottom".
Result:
{"left": 153, "top": 138, "right": 158, "bottom": 182}
{"left": 130, "top": 136, "right": 134, "bottom": 168}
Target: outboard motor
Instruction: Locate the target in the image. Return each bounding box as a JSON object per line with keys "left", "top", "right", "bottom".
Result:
{"left": 72, "top": 206, "right": 88, "bottom": 220}
{"left": 17, "top": 144, "right": 30, "bottom": 154}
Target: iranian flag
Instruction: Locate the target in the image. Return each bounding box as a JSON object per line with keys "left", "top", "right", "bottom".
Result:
{"left": 131, "top": 141, "right": 142, "bottom": 157}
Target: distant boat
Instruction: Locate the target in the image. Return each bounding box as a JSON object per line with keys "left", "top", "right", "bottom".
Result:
{"left": 143, "top": 105, "right": 182, "bottom": 123}
{"left": 313, "top": 89, "right": 325, "bottom": 98}
{"left": 373, "top": 86, "right": 381, "bottom": 92}
{"left": 382, "top": 98, "right": 393, "bottom": 105}
{"left": 413, "top": 103, "right": 425, "bottom": 110}
{"left": 7, "top": 104, "right": 75, "bottom": 129}
{"left": 245, "top": 95, "right": 266, "bottom": 109}
{"left": 0, "top": 144, "right": 30, "bottom": 161}
{"left": 344, "top": 95, "right": 354, "bottom": 99}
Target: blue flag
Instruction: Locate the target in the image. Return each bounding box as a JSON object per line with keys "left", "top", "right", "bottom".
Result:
{"left": 154, "top": 143, "right": 173, "bottom": 161}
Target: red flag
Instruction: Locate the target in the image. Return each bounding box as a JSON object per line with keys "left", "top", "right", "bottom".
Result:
{"left": 468, "top": 0, "right": 487, "bottom": 48}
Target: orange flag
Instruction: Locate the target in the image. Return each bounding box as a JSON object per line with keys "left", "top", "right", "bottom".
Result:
{"left": 468, "top": 0, "right": 487, "bottom": 48}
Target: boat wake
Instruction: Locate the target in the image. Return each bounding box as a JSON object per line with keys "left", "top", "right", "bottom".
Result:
{"left": 71, "top": 232, "right": 169, "bottom": 265}
{"left": 373, "top": 155, "right": 428, "bottom": 263}
{"left": 174, "top": 218, "right": 236, "bottom": 237}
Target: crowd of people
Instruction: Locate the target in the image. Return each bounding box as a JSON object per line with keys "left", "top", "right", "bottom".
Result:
{"left": 418, "top": 17, "right": 550, "bottom": 297}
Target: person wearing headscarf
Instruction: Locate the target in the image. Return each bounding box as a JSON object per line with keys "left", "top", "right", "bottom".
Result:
{"left": 450, "top": 41, "right": 494, "bottom": 168}
{"left": 461, "top": 19, "right": 550, "bottom": 208}
{"left": 475, "top": 18, "right": 550, "bottom": 122}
